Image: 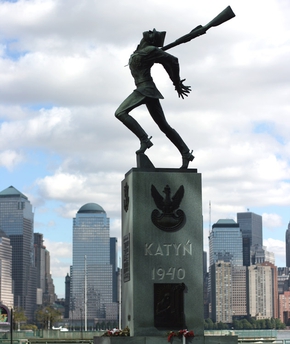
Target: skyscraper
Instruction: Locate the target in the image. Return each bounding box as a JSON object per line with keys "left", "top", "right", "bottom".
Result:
{"left": 34, "top": 233, "right": 56, "bottom": 305}
{"left": 0, "top": 229, "right": 14, "bottom": 308}
{"left": 248, "top": 264, "right": 273, "bottom": 318}
{"left": 209, "top": 219, "right": 243, "bottom": 266}
{"left": 209, "top": 219, "right": 244, "bottom": 321}
{"left": 64, "top": 273, "right": 71, "bottom": 319}
{"left": 232, "top": 265, "right": 247, "bottom": 318}
{"left": 0, "top": 186, "right": 36, "bottom": 321}
{"left": 237, "top": 212, "right": 263, "bottom": 266}
{"left": 210, "top": 261, "right": 232, "bottom": 323}
{"left": 70, "top": 203, "right": 118, "bottom": 328}
{"left": 286, "top": 222, "right": 290, "bottom": 267}
{"left": 261, "top": 261, "right": 278, "bottom": 319}
{"left": 34, "top": 233, "right": 46, "bottom": 304}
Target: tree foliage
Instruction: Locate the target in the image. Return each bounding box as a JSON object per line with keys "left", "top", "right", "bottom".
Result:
{"left": 35, "top": 306, "right": 62, "bottom": 329}
{"left": 13, "top": 307, "right": 27, "bottom": 330}
{"left": 204, "top": 317, "right": 286, "bottom": 330}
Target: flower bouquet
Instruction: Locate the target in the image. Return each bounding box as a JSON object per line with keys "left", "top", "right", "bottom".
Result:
{"left": 167, "top": 329, "right": 195, "bottom": 342}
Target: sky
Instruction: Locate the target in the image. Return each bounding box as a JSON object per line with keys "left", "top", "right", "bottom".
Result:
{"left": 0, "top": 0, "right": 290, "bottom": 298}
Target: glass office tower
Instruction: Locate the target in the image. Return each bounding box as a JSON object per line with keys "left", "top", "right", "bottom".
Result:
{"left": 209, "top": 219, "right": 243, "bottom": 266}
{"left": 237, "top": 212, "right": 263, "bottom": 266}
{"left": 70, "top": 203, "right": 118, "bottom": 327}
{"left": 0, "top": 186, "right": 36, "bottom": 321}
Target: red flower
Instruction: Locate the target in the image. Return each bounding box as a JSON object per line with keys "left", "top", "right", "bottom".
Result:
{"left": 167, "top": 331, "right": 177, "bottom": 342}
{"left": 184, "top": 330, "right": 195, "bottom": 338}
{"left": 167, "top": 329, "right": 194, "bottom": 342}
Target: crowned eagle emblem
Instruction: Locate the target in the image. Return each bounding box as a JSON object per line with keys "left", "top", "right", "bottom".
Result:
{"left": 151, "top": 184, "right": 186, "bottom": 231}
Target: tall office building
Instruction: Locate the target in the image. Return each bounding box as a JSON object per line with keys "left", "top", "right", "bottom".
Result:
{"left": 34, "top": 233, "right": 56, "bottom": 305}
{"left": 209, "top": 219, "right": 243, "bottom": 266}
{"left": 279, "top": 290, "right": 290, "bottom": 324}
{"left": 0, "top": 186, "right": 36, "bottom": 321}
{"left": 0, "top": 229, "right": 14, "bottom": 308}
{"left": 237, "top": 212, "right": 263, "bottom": 266}
{"left": 34, "top": 233, "right": 45, "bottom": 304}
{"left": 232, "top": 265, "right": 247, "bottom": 318}
{"left": 70, "top": 203, "right": 118, "bottom": 327}
{"left": 286, "top": 223, "right": 290, "bottom": 267}
{"left": 261, "top": 261, "right": 278, "bottom": 319}
{"left": 248, "top": 264, "right": 273, "bottom": 318}
{"left": 43, "top": 249, "right": 55, "bottom": 304}
{"left": 209, "top": 219, "right": 243, "bottom": 321}
{"left": 64, "top": 273, "right": 71, "bottom": 318}
{"left": 278, "top": 267, "right": 290, "bottom": 295}
{"left": 210, "top": 261, "right": 232, "bottom": 323}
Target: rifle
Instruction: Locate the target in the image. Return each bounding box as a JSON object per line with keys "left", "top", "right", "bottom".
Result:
{"left": 162, "top": 6, "right": 235, "bottom": 51}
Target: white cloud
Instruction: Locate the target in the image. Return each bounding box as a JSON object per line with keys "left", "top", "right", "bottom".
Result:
{"left": 263, "top": 238, "right": 285, "bottom": 267}
{"left": 43, "top": 238, "right": 71, "bottom": 285}
{"left": 0, "top": 150, "right": 24, "bottom": 170}
{"left": 35, "top": 170, "right": 123, "bottom": 220}
{"left": 262, "top": 213, "right": 283, "bottom": 229}
{"left": 44, "top": 238, "right": 71, "bottom": 259}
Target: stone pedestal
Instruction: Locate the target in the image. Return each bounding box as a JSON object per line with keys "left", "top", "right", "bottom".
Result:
{"left": 121, "top": 168, "right": 203, "bottom": 337}
{"left": 94, "top": 167, "right": 238, "bottom": 344}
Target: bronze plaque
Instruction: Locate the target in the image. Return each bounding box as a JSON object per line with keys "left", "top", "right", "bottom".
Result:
{"left": 154, "top": 283, "right": 185, "bottom": 329}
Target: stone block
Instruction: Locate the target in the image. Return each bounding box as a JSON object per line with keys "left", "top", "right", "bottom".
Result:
{"left": 121, "top": 168, "right": 203, "bottom": 337}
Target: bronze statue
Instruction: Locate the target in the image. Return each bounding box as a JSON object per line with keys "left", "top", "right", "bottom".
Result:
{"left": 115, "top": 7, "right": 235, "bottom": 169}
{"left": 115, "top": 29, "right": 193, "bottom": 169}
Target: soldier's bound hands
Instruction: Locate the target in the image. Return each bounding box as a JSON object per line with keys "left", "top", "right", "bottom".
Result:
{"left": 175, "top": 79, "right": 191, "bottom": 99}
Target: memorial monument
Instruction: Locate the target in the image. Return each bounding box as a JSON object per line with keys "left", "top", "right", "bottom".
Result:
{"left": 95, "top": 6, "right": 237, "bottom": 344}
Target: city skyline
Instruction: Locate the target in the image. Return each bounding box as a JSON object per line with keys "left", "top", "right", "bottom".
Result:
{"left": 1, "top": 0, "right": 290, "bottom": 297}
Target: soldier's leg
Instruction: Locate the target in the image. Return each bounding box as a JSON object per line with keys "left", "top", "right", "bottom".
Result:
{"left": 115, "top": 92, "right": 153, "bottom": 154}
{"left": 146, "top": 98, "right": 194, "bottom": 168}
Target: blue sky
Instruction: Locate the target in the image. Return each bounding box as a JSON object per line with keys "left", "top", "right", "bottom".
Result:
{"left": 0, "top": 0, "right": 290, "bottom": 297}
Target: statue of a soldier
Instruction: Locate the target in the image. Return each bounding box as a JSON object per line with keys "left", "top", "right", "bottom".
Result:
{"left": 114, "top": 8, "right": 235, "bottom": 169}
{"left": 115, "top": 29, "right": 194, "bottom": 169}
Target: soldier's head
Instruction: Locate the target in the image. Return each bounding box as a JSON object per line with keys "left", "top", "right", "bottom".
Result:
{"left": 143, "top": 29, "right": 166, "bottom": 47}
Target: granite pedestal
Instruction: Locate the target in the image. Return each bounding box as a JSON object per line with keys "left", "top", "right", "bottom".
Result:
{"left": 121, "top": 168, "right": 203, "bottom": 337}
{"left": 94, "top": 167, "right": 238, "bottom": 344}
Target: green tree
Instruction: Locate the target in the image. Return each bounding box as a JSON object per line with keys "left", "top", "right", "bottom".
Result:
{"left": 13, "top": 307, "right": 27, "bottom": 330}
{"left": 233, "top": 320, "right": 241, "bottom": 329}
{"left": 241, "top": 319, "right": 252, "bottom": 329}
{"left": 248, "top": 317, "right": 256, "bottom": 329}
{"left": 36, "top": 306, "right": 61, "bottom": 329}
{"left": 217, "top": 321, "right": 228, "bottom": 329}
{"left": 205, "top": 318, "right": 214, "bottom": 330}
{"left": 258, "top": 319, "right": 266, "bottom": 329}
{"left": 265, "top": 318, "right": 272, "bottom": 329}
{"left": 275, "top": 318, "right": 286, "bottom": 329}
{"left": 270, "top": 318, "right": 276, "bottom": 329}
{"left": 21, "top": 324, "right": 37, "bottom": 331}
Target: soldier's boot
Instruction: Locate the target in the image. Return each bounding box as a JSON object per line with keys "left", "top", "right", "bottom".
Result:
{"left": 118, "top": 113, "right": 153, "bottom": 155}
{"left": 165, "top": 128, "right": 194, "bottom": 169}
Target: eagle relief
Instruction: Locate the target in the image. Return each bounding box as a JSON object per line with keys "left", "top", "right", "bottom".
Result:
{"left": 151, "top": 184, "right": 186, "bottom": 232}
